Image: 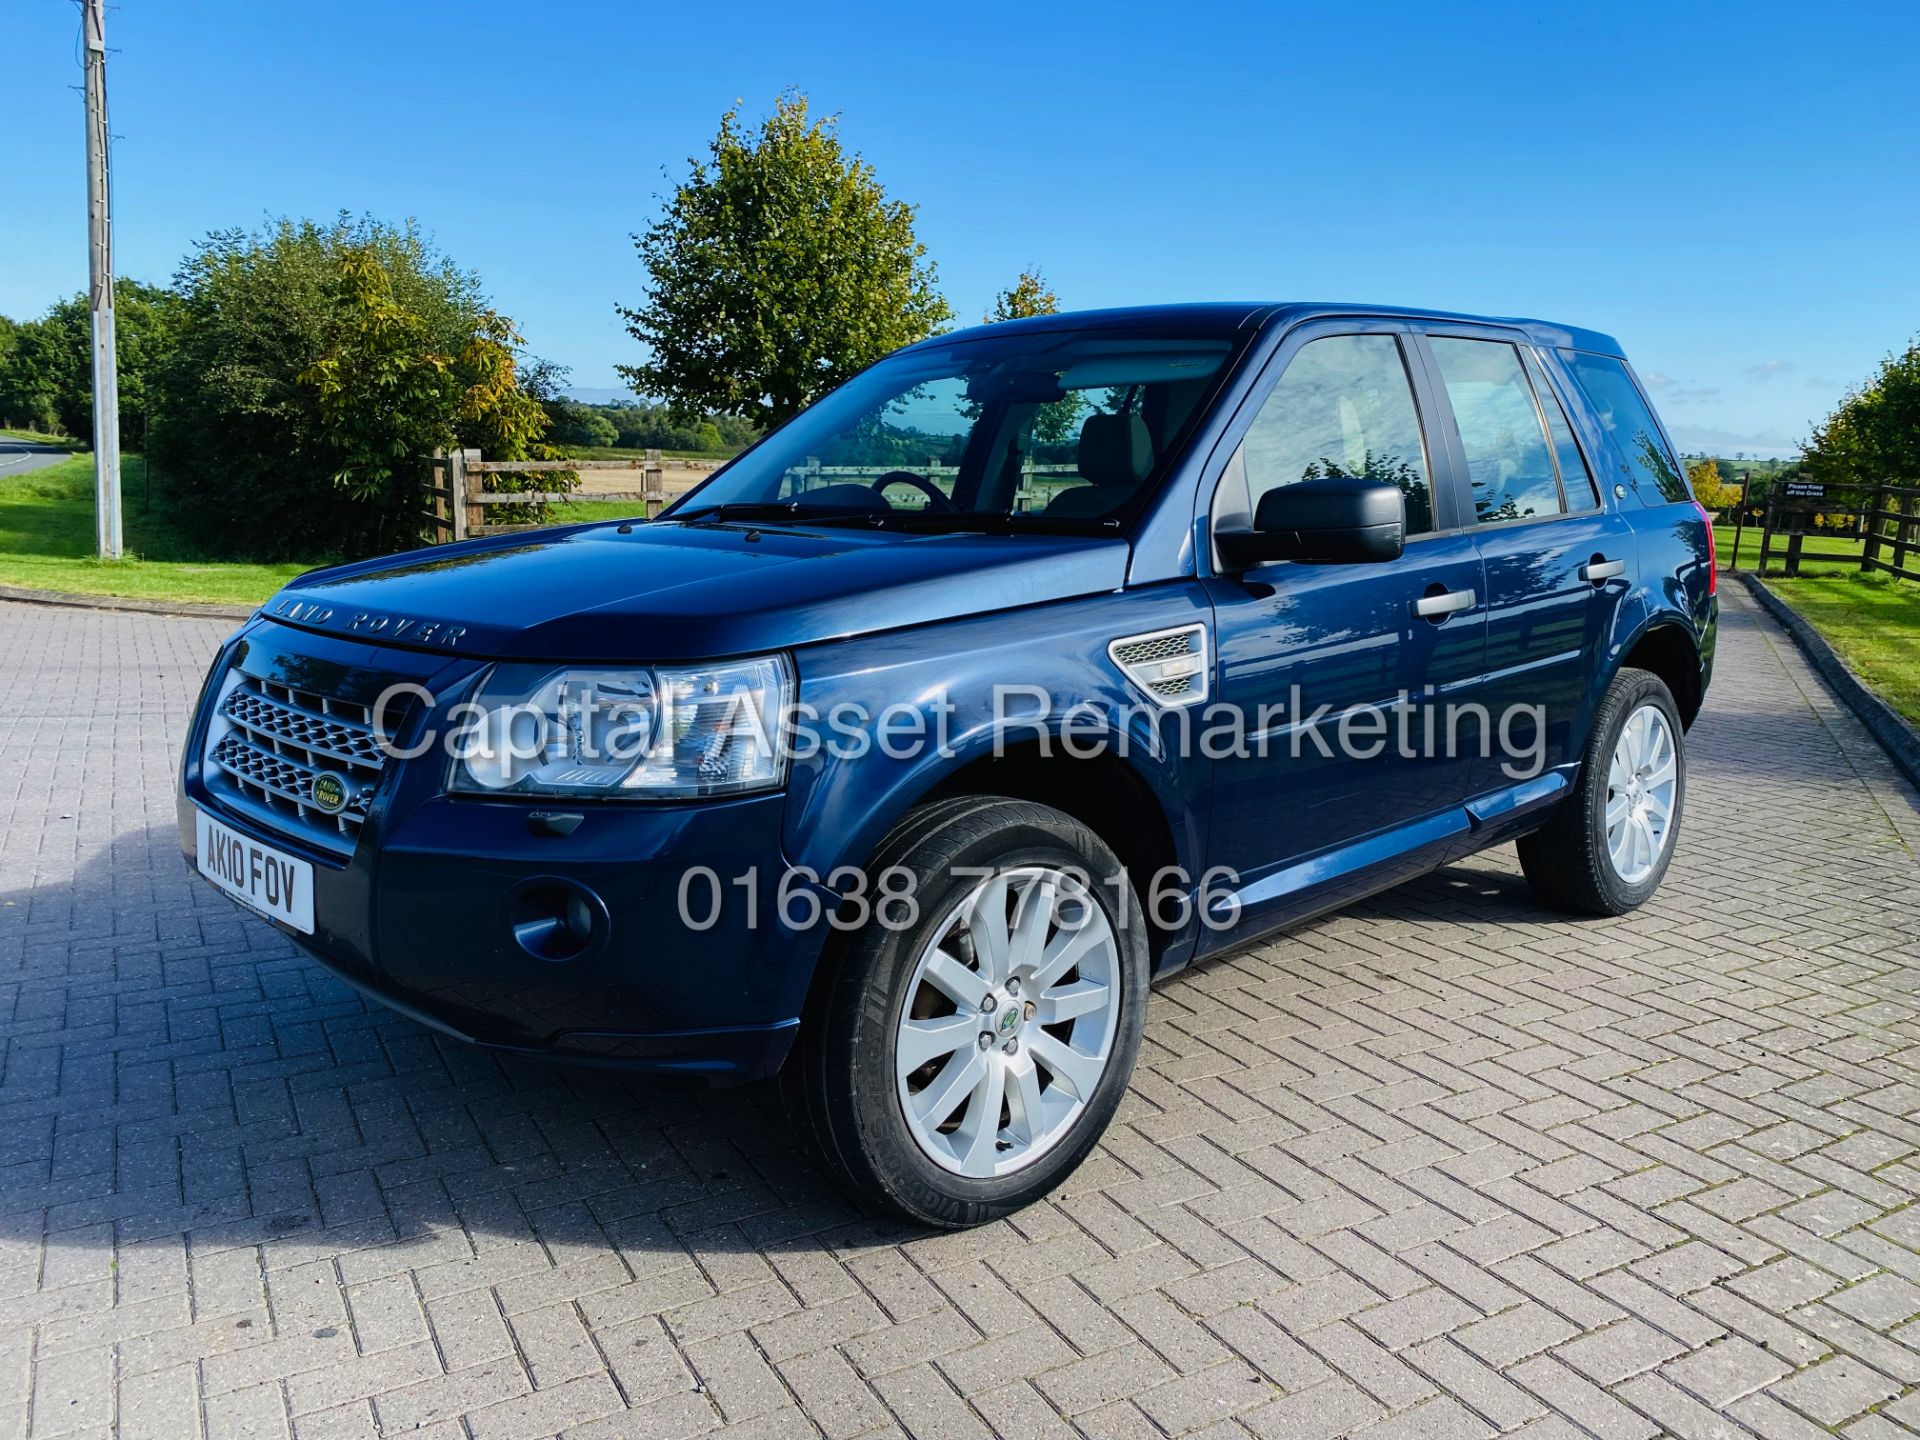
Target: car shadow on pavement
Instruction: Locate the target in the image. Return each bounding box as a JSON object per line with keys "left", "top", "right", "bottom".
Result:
{"left": 0, "top": 823, "right": 1572, "bottom": 1282}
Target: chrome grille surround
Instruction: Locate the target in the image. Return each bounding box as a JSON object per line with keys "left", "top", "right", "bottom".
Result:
{"left": 201, "top": 669, "right": 395, "bottom": 850}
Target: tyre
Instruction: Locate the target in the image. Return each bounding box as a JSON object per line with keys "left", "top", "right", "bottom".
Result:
{"left": 1518, "top": 667, "right": 1686, "bottom": 916}
{"left": 781, "top": 796, "right": 1149, "bottom": 1228}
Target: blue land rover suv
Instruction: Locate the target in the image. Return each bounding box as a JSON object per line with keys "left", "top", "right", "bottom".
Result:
{"left": 180, "top": 303, "right": 1715, "bottom": 1226}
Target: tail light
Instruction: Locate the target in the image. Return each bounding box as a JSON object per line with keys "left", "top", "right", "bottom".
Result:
{"left": 1693, "top": 500, "right": 1717, "bottom": 594}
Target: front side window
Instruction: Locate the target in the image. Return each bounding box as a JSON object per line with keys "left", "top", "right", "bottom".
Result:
{"left": 1429, "top": 338, "right": 1563, "bottom": 525}
{"left": 667, "top": 330, "right": 1239, "bottom": 532}
{"left": 1235, "top": 334, "right": 1435, "bottom": 533}
{"left": 1560, "top": 351, "right": 1689, "bottom": 503}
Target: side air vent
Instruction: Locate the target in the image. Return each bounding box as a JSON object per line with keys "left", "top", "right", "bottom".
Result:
{"left": 1108, "top": 624, "right": 1210, "bottom": 708}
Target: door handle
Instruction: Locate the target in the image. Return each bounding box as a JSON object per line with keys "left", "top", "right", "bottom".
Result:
{"left": 1580, "top": 557, "right": 1627, "bottom": 582}
{"left": 1412, "top": 588, "right": 1476, "bottom": 619}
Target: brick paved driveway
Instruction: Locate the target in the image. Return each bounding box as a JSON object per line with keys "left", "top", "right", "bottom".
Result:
{"left": 3, "top": 585, "right": 1919, "bottom": 1440}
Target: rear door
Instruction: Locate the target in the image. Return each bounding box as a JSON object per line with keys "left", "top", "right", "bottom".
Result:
{"left": 1413, "top": 326, "right": 1636, "bottom": 803}
{"left": 1201, "top": 322, "right": 1487, "bottom": 932}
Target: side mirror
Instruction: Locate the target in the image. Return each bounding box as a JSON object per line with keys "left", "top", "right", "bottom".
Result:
{"left": 1216, "top": 475, "right": 1406, "bottom": 569}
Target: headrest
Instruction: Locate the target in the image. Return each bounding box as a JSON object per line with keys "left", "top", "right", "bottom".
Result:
{"left": 1077, "top": 412, "right": 1152, "bottom": 488}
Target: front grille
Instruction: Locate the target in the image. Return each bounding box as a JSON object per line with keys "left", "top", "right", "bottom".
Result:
{"left": 223, "top": 686, "right": 388, "bottom": 767}
{"left": 202, "top": 673, "right": 396, "bottom": 848}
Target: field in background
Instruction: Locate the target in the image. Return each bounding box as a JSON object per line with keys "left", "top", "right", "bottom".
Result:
{"left": 562, "top": 444, "right": 741, "bottom": 463}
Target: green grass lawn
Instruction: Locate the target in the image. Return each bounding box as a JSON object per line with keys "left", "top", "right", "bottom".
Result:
{"left": 0, "top": 453, "right": 664, "bottom": 608}
{"left": 1, "top": 427, "right": 79, "bottom": 446}
{"left": 1716, "top": 523, "right": 1870, "bottom": 575}
{"left": 1764, "top": 570, "right": 1920, "bottom": 726}
{"left": 0, "top": 454, "right": 312, "bottom": 606}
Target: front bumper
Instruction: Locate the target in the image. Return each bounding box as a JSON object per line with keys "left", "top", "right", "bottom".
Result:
{"left": 177, "top": 785, "right": 813, "bottom": 1083}
{"left": 178, "top": 625, "right": 824, "bottom": 1084}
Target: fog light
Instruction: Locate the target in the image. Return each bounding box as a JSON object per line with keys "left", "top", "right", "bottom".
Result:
{"left": 506, "top": 880, "right": 606, "bottom": 962}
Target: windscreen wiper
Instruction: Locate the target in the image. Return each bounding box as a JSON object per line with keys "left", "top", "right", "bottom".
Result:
{"left": 871, "top": 511, "right": 1123, "bottom": 534}
{"left": 666, "top": 501, "right": 883, "bottom": 527}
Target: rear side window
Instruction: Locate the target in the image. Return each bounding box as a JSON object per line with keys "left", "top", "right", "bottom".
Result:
{"left": 1428, "top": 338, "right": 1562, "bottom": 523}
{"left": 1522, "top": 350, "right": 1599, "bottom": 511}
{"left": 1561, "top": 352, "right": 1689, "bottom": 503}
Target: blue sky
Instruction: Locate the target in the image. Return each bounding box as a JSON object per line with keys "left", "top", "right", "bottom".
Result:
{"left": 4, "top": 1, "right": 1915, "bottom": 458}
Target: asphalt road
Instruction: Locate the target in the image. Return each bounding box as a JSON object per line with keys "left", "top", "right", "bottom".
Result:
{"left": 0, "top": 436, "right": 73, "bottom": 476}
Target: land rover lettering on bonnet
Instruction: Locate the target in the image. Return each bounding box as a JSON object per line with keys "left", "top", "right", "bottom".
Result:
{"left": 268, "top": 596, "right": 467, "bottom": 646}
{"left": 182, "top": 302, "right": 1715, "bottom": 1227}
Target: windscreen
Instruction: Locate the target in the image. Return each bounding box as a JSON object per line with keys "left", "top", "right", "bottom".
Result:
{"left": 665, "top": 329, "right": 1241, "bottom": 532}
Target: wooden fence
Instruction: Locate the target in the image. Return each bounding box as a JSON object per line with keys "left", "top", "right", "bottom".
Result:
{"left": 422, "top": 451, "right": 1096, "bottom": 541}
{"left": 423, "top": 449, "right": 718, "bottom": 541}
{"left": 1864, "top": 484, "right": 1920, "bottom": 581}
{"left": 1747, "top": 481, "right": 1920, "bottom": 580}
{"left": 425, "top": 458, "right": 1920, "bottom": 570}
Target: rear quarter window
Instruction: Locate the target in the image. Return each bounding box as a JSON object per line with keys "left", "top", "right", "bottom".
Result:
{"left": 1560, "top": 351, "right": 1691, "bottom": 504}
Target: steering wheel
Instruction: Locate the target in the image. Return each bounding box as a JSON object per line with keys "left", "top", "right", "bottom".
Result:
{"left": 870, "top": 470, "right": 956, "bottom": 513}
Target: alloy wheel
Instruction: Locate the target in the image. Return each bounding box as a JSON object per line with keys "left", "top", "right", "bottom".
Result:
{"left": 1605, "top": 703, "right": 1678, "bottom": 884}
{"left": 894, "top": 866, "right": 1121, "bottom": 1178}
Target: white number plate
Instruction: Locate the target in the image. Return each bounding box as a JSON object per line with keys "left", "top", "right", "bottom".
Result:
{"left": 195, "top": 809, "right": 315, "bottom": 933}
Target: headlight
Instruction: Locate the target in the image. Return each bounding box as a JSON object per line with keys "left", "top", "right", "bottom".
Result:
{"left": 448, "top": 655, "right": 791, "bottom": 800}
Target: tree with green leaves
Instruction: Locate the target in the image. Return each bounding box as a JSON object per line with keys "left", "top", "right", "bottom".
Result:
{"left": 981, "top": 268, "right": 1081, "bottom": 447}
{"left": 0, "top": 283, "right": 183, "bottom": 445}
{"left": 547, "top": 402, "right": 619, "bottom": 449}
{"left": 150, "top": 215, "right": 556, "bottom": 560}
{"left": 618, "top": 91, "right": 951, "bottom": 430}
{"left": 0, "top": 314, "right": 61, "bottom": 433}
{"left": 31, "top": 280, "right": 184, "bottom": 449}
{"left": 1804, "top": 337, "right": 1920, "bottom": 495}
{"left": 985, "top": 269, "right": 1060, "bottom": 323}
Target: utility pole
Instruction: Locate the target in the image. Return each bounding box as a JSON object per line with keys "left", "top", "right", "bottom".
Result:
{"left": 83, "top": 0, "right": 123, "bottom": 559}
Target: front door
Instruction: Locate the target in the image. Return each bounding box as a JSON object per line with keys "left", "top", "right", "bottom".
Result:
{"left": 1201, "top": 328, "right": 1487, "bottom": 935}
{"left": 1416, "top": 330, "right": 1637, "bottom": 805}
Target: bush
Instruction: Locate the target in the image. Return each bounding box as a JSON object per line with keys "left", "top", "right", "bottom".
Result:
{"left": 149, "top": 216, "right": 554, "bottom": 561}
